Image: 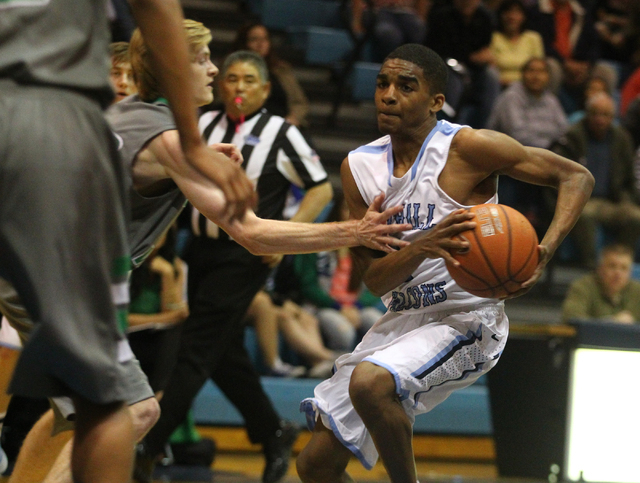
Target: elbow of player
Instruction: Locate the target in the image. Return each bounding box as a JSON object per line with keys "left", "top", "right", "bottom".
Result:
{"left": 234, "top": 230, "right": 269, "bottom": 256}
{"left": 584, "top": 170, "right": 595, "bottom": 194}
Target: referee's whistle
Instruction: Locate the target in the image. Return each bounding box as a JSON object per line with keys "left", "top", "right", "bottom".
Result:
{"left": 234, "top": 96, "right": 245, "bottom": 132}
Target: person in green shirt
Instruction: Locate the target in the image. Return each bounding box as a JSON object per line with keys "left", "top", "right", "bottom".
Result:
{"left": 562, "top": 243, "right": 640, "bottom": 324}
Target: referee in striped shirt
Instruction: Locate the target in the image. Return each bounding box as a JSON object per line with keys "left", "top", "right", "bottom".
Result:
{"left": 145, "top": 51, "right": 333, "bottom": 483}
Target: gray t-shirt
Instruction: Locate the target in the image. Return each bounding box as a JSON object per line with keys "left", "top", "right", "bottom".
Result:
{"left": 106, "top": 96, "right": 187, "bottom": 267}
{"left": 0, "top": 0, "right": 113, "bottom": 106}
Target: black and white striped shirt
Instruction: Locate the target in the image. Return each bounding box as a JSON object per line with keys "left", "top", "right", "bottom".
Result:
{"left": 193, "top": 108, "right": 328, "bottom": 240}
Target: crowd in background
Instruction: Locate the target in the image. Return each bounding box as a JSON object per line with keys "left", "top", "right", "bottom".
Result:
{"left": 2, "top": 1, "right": 640, "bottom": 481}
{"left": 171, "top": 0, "right": 640, "bottom": 375}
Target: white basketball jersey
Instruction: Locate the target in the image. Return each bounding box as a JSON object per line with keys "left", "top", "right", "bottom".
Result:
{"left": 348, "top": 120, "right": 500, "bottom": 314}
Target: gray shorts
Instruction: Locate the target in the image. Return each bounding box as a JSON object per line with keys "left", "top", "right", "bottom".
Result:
{"left": 0, "top": 81, "right": 150, "bottom": 406}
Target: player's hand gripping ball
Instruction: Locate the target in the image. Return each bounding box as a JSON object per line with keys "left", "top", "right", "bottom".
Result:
{"left": 445, "top": 204, "right": 539, "bottom": 299}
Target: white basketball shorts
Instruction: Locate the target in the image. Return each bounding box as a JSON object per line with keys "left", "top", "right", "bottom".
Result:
{"left": 301, "top": 302, "right": 508, "bottom": 469}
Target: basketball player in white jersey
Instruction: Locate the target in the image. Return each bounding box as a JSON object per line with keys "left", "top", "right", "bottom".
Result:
{"left": 0, "top": 20, "right": 419, "bottom": 483}
{"left": 296, "top": 44, "right": 594, "bottom": 483}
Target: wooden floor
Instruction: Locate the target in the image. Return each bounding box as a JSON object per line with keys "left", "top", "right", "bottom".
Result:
{"left": 0, "top": 454, "right": 544, "bottom": 483}
{"left": 0, "top": 427, "right": 547, "bottom": 483}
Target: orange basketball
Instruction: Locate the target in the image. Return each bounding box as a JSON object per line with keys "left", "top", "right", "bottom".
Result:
{"left": 445, "top": 204, "right": 539, "bottom": 299}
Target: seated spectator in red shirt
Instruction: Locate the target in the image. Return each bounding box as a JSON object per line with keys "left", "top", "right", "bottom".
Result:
{"left": 526, "top": 0, "right": 617, "bottom": 106}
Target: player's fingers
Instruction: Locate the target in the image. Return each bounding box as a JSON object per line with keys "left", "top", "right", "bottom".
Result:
{"left": 440, "top": 250, "right": 461, "bottom": 267}
{"left": 520, "top": 266, "right": 544, "bottom": 289}
{"left": 369, "top": 192, "right": 386, "bottom": 213}
{"left": 520, "top": 246, "right": 546, "bottom": 288}
{"left": 373, "top": 242, "right": 395, "bottom": 253}
{"left": 439, "top": 210, "right": 473, "bottom": 227}
{"left": 375, "top": 236, "right": 410, "bottom": 248}
{"left": 441, "top": 237, "right": 470, "bottom": 251}
{"left": 378, "top": 202, "right": 408, "bottom": 220}
{"left": 441, "top": 221, "right": 477, "bottom": 237}
{"left": 380, "top": 222, "right": 412, "bottom": 235}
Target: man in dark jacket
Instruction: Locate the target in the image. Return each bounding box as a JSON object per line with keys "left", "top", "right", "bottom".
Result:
{"left": 552, "top": 92, "right": 639, "bottom": 267}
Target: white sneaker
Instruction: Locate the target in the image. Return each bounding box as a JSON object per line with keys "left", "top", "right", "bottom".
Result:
{"left": 0, "top": 445, "right": 8, "bottom": 475}
{"left": 269, "top": 361, "right": 306, "bottom": 378}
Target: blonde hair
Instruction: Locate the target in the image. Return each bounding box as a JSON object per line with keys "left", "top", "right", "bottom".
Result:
{"left": 129, "top": 19, "right": 212, "bottom": 102}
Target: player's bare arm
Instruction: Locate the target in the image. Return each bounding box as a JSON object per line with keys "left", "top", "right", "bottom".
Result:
{"left": 449, "top": 128, "right": 594, "bottom": 292}
{"left": 128, "top": 0, "right": 255, "bottom": 220}
{"left": 342, "top": 157, "right": 476, "bottom": 297}
{"left": 227, "top": 195, "right": 412, "bottom": 255}
{"left": 142, "top": 131, "right": 412, "bottom": 254}
{"left": 261, "top": 181, "right": 334, "bottom": 266}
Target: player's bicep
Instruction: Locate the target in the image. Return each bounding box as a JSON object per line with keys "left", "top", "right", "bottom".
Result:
{"left": 132, "top": 137, "right": 172, "bottom": 185}
{"left": 153, "top": 130, "right": 187, "bottom": 173}
{"left": 461, "top": 129, "right": 569, "bottom": 188}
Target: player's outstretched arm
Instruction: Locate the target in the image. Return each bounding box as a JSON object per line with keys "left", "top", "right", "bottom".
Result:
{"left": 128, "top": 0, "right": 255, "bottom": 221}
{"left": 145, "top": 133, "right": 411, "bottom": 254}
{"left": 225, "top": 193, "right": 412, "bottom": 255}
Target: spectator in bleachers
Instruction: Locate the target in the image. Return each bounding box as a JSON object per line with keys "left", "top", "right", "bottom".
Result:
{"left": 594, "top": 0, "right": 639, "bottom": 65}
{"left": 526, "top": 0, "right": 620, "bottom": 109}
{"left": 351, "top": 0, "right": 430, "bottom": 62}
{"left": 233, "top": 22, "right": 310, "bottom": 127}
{"left": 566, "top": 73, "right": 613, "bottom": 124}
{"left": 552, "top": 92, "right": 640, "bottom": 268}
{"left": 526, "top": 0, "right": 601, "bottom": 84}
{"left": 488, "top": 57, "right": 567, "bottom": 148}
{"left": 243, "top": 290, "right": 339, "bottom": 378}
{"left": 556, "top": 57, "right": 605, "bottom": 116}
{"left": 425, "top": 0, "right": 501, "bottom": 128}
{"left": 488, "top": 57, "right": 566, "bottom": 231}
{"left": 490, "top": 0, "right": 545, "bottom": 86}
{"left": 562, "top": 243, "right": 640, "bottom": 324}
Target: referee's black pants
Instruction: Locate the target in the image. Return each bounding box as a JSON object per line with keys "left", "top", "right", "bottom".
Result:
{"left": 144, "top": 237, "right": 279, "bottom": 456}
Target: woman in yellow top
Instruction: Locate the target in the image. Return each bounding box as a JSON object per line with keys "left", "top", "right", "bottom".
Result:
{"left": 490, "top": 0, "right": 545, "bottom": 86}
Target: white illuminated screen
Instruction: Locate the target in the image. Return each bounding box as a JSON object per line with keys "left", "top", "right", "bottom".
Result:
{"left": 565, "top": 348, "right": 640, "bottom": 482}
